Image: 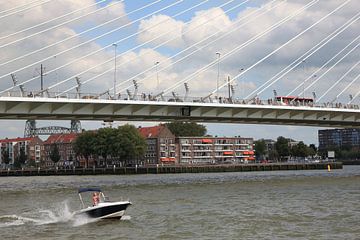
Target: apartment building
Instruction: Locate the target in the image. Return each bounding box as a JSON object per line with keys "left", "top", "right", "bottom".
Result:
{"left": 43, "top": 133, "right": 78, "bottom": 167}
{"left": 0, "top": 136, "right": 44, "bottom": 166}
{"left": 177, "top": 137, "right": 254, "bottom": 165}
{"left": 319, "top": 128, "right": 360, "bottom": 151}
{"left": 138, "top": 125, "right": 176, "bottom": 165}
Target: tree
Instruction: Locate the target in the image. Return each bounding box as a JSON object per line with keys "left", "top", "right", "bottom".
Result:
{"left": 275, "top": 136, "right": 290, "bottom": 161}
{"left": 254, "top": 139, "right": 266, "bottom": 160}
{"left": 14, "top": 147, "right": 27, "bottom": 169}
{"left": 50, "top": 143, "right": 61, "bottom": 165}
{"left": 165, "top": 121, "right": 207, "bottom": 137}
{"left": 291, "top": 141, "right": 308, "bottom": 158}
{"left": 2, "top": 148, "right": 10, "bottom": 165}
{"left": 73, "top": 131, "right": 97, "bottom": 168}
{"left": 116, "top": 124, "right": 147, "bottom": 165}
{"left": 95, "top": 127, "right": 118, "bottom": 166}
{"left": 19, "top": 147, "right": 27, "bottom": 165}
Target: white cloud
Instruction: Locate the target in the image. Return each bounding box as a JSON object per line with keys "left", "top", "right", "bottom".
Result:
{"left": 137, "top": 14, "right": 185, "bottom": 48}
{"left": 0, "top": 0, "right": 359, "bottom": 144}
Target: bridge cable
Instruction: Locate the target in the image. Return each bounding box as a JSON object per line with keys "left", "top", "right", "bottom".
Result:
{"left": 114, "top": 0, "right": 280, "bottom": 95}
{"left": 244, "top": 10, "right": 360, "bottom": 100}
{"left": 347, "top": 74, "right": 360, "bottom": 104}
{"left": 0, "top": 0, "right": 46, "bottom": 16}
{"left": 55, "top": 0, "right": 245, "bottom": 97}
{"left": 0, "top": 0, "right": 54, "bottom": 21}
{"left": 0, "top": 0, "right": 160, "bottom": 75}
{"left": 0, "top": 0, "right": 177, "bottom": 94}
{"left": 286, "top": 32, "right": 360, "bottom": 98}
{"left": 0, "top": 0, "right": 109, "bottom": 41}
{"left": 0, "top": 0, "right": 124, "bottom": 49}
{"left": 161, "top": 0, "right": 322, "bottom": 98}
{"left": 315, "top": 56, "right": 360, "bottom": 102}
{"left": 294, "top": 41, "right": 360, "bottom": 99}
{"left": 44, "top": 0, "right": 214, "bottom": 94}
{"left": 332, "top": 73, "right": 360, "bottom": 103}
{"left": 109, "top": 0, "right": 285, "bottom": 96}
{"left": 57, "top": 0, "right": 255, "bottom": 96}
{"left": 222, "top": 0, "right": 355, "bottom": 100}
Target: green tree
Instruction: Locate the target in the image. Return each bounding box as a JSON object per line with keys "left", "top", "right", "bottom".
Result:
{"left": 2, "top": 149, "right": 10, "bottom": 165}
{"left": 14, "top": 148, "right": 27, "bottom": 169}
{"left": 96, "top": 127, "right": 118, "bottom": 165}
{"left": 165, "top": 121, "right": 207, "bottom": 137}
{"left": 19, "top": 147, "right": 27, "bottom": 165}
{"left": 50, "top": 143, "right": 61, "bottom": 165}
{"left": 73, "top": 131, "right": 97, "bottom": 168}
{"left": 254, "top": 139, "right": 266, "bottom": 160}
{"left": 116, "top": 124, "right": 147, "bottom": 165}
{"left": 275, "top": 136, "right": 290, "bottom": 161}
{"left": 291, "top": 141, "right": 308, "bottom": 158}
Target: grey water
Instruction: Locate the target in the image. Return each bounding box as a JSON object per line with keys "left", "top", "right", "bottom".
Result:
{"left": 0, "top": 166, "right": 359, "bottom": 240}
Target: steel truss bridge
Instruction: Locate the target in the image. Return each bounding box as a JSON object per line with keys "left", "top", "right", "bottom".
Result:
{"left": 0, "top": 97, "right": 359, "bottom": 128}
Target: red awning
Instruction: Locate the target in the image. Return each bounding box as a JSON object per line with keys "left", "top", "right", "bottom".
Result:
{"left": 224, "top": 151, "right": 233, "bottom": 155}
{"left": 202, "top": 139, "right": 213, "bottom": 143}
{"left": 160, "top": 157, "right": 176, "bottom": 162}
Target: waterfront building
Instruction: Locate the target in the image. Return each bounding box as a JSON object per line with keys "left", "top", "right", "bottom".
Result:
{"left": 318, "top": 128, "right": 360, "bottom": 150}
{"left": 0, "top": 137, "right": 44, "bottom": 166}
{"left": 176, "top": 137, "right": 254, "bottom": 165}
{"left": 138, "top": 125, "right": 176, "bottom": 165}
{"left": 43, "top": 133, "right": 78, "bottom": 167}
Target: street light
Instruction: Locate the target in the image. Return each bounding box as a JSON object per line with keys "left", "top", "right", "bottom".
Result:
{"left": 155, "top": 61, "right": 160, "bottom": 88}
{"left": 301, "top": 60, "right": 306, "bottom": 99}
{"left": 216, "top": 52, "right": 221, "bottom": 97}
{"left": 238, "top": 68, "right": 244, "bottom": 97}
{"left": 113, "top": 43, "right": 118, "bottom": 99}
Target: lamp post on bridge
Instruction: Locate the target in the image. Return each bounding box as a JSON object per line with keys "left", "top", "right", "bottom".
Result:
{"left": 155, "top": 61, "right": 160, "bottom": 88}
{"left": 113, "top": 43, "right": 118, "bottom": 99}
{"left": 216, "top": 52, "right": 221, "bottom": 98}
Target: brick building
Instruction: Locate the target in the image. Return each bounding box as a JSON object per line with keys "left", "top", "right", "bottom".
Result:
{"left": 138, "top": 125, "right": 176, "bottom": 165}
{"left": 44, "top": 133, "right": 78, "bottom": 167}
{"left": 0, "top": 137, "right": 44, "bottom": 167}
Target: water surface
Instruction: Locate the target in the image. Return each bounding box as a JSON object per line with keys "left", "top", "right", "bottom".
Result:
{"left": 0, "top": 166, "right": 359, "bottom": 239}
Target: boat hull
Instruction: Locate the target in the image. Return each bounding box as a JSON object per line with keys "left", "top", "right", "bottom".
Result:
{"left": 74, "top": 201, "right": 131, "bottom": 220}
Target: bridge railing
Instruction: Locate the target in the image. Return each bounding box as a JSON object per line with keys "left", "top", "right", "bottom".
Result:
{"left": 1, "top": 90, "right": 359, "bottom": 110}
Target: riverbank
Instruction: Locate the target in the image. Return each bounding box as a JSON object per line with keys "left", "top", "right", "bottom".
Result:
{"left": 0, "top": 162, "right": 342, "bottom": 177}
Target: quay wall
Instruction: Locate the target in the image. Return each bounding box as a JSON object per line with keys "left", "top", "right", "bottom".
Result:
{"left": 0, "top": 162, "right": 342, "bottom": 177}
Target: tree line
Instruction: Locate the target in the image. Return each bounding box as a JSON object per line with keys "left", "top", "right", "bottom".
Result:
{"left": 254, "top": 136, "right": 317, "bottom": 161}
{"left": 72, "top": 124, "right": 147, "bottom": 167}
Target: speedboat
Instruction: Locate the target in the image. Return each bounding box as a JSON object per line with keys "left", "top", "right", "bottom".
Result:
{"left": 73, "top": 188, "right": 131, "bottom": 220}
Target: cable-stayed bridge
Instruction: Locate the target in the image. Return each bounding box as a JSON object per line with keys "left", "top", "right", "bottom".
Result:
{"left": 0, "top": 94, "right": 359, "bottom": 128}
{"left": 0, "top": 0, "right": 359, "bottom": 128}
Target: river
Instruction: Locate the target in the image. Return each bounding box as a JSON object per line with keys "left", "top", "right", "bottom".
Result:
{"left": 0, "top": 166, "right": 359, "bottom": 239}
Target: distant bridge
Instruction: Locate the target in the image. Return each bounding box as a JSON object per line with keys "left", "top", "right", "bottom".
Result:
{"left": 0, "top": 97, "right": 359, "bottom": 128}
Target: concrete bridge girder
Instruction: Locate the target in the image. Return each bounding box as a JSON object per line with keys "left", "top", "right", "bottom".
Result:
{"left": 0, "top": 97, "right": 359, "bottom": 128}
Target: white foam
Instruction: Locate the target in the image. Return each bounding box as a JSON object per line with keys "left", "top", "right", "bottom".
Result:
{"left": 121, "top": 215, "right": 131, "bottom": 221}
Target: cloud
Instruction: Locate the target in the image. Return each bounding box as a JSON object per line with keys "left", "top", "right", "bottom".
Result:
{"left": 137, "top": 14, "right": 185, "bottom": 48}
{"left": 0, "top": 0, "right": 359, "bottom": 144}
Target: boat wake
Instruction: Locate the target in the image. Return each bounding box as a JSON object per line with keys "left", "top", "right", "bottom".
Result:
{"left": 0, "top": 201, "right": 78, "bottom": 227}
{"left": 0, "top": 201, "right": 130, "bottom": 228}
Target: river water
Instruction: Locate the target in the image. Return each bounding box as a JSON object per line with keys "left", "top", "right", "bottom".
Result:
{"left": 0, "top": 166, "right": 359, "bottom": 240}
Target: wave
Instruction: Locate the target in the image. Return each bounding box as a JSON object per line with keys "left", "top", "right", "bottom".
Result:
{"left": 0, "top": 201, "right": 75, "bottom": 228}
{"left": 0, "top": 201, "right": 130, "bottom": 228}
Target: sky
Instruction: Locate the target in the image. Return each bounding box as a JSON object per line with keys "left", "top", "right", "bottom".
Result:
{"left": 0, "top": 0, "right": 359, "bottom": 145}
